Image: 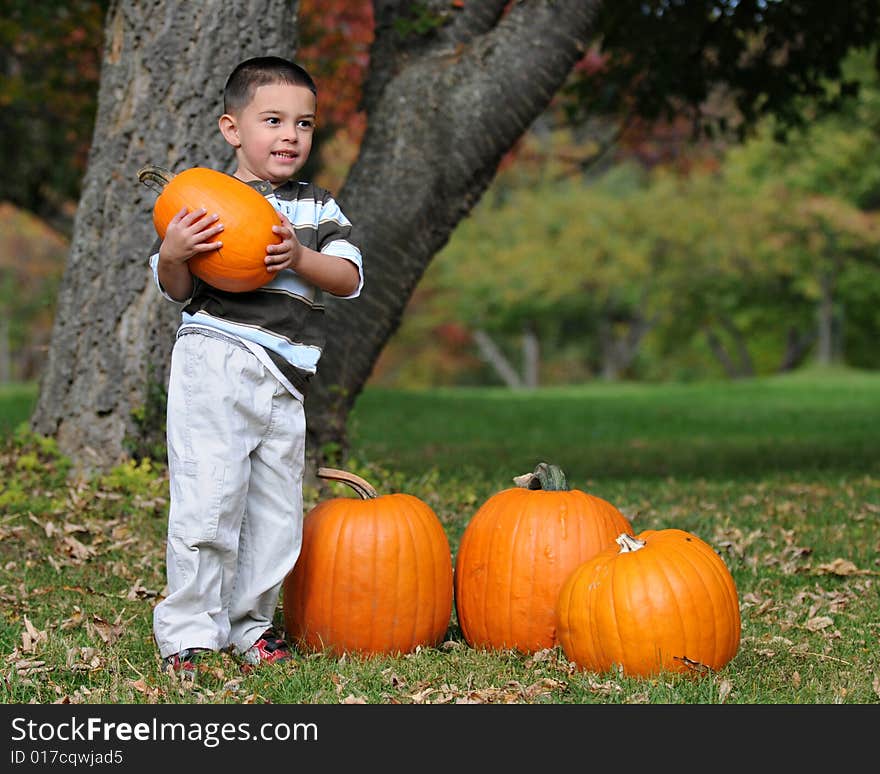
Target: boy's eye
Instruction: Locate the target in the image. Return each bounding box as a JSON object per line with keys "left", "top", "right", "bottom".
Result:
{"left": 297, "top": 119, "right": 315, "bottom": 130}
{"left": 265, "top": 117, "right": 281, "bottom": 126}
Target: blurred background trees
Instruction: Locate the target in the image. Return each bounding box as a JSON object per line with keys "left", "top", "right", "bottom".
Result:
{"left": 2, "top": 0, "right": 880, "bottom": 389}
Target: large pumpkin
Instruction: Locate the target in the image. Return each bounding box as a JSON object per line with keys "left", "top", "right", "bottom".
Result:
{"left": 454, "top": 463, "right": 633, "bottom": 654}
{"left": 138, "top": 164, "right": 279, "bottom": 292}
{"left": 556, "top": 529, "right": 741, "bottom": 677}
{"left": 283, "top": 468, "right": 453, "bottom": 656}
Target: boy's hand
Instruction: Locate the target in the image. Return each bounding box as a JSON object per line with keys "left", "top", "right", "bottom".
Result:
{"left": 266, "top": 214, "right": 303, "bottom": 272}
{"left": 160, "top": 207, "right": 224, "bottom": 264}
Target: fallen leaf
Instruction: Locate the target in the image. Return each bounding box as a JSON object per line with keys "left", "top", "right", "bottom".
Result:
{"left": 815, "top": 558, "right": 873, "bottom": 576}
{"left": 61, "top": 535, "right": 95, "bottom": 562}
{"left": 87, "top": 613, "right": 125, "bottom": 645}
{"left": 21, "top": 616, "right": 47, "bottom": 653}
{"left": 805, "top": 615, "right": 834, "bottom": 631}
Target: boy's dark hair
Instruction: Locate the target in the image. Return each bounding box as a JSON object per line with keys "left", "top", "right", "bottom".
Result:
{"left": 223, "top": 56, "right": 317, "bottom": 114}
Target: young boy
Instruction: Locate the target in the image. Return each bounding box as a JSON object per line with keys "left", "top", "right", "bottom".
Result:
{"left": 148, "top": 56, "right": 363, "bottom": 675}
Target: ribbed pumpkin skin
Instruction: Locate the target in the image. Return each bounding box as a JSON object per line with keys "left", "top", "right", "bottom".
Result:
{"left": 454, "top": 487, "right": 633, "bottom": 653}
{"left": 151, "top": 167, "right": 279, "bottom": 292}
{"left": 556, "top": 529, "right": 741, "bottom": 677}
{"left": 283, "top": 493, "right": 453, "bottom": 656}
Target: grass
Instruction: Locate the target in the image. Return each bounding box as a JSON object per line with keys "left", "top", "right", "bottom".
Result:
{"left": 0, "top": 382, "right": 38, "bottom": 437}
{"left": 0, "top": 370, "right": 878, "bottom": 706}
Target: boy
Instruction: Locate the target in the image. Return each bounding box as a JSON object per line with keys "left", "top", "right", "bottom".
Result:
{"left": 148, "top": 56, "right": 363, "bottom": 675}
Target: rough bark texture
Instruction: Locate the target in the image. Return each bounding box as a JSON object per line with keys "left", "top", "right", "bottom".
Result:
{"left": 33, "top": 0, "right": 602, "bottom": 472}
{"left": 306, "top": 0, "right": 601, "bottom": 456}
{"left": 31, "top": 0, "right": 299, "bottom": 471}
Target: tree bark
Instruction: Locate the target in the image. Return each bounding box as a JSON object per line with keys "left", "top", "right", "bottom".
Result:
{"left": 32, "top": 0, "right": 602, "bottom": 472}
{"left": 31, "top": 0, "right": 299, "bottom": 471}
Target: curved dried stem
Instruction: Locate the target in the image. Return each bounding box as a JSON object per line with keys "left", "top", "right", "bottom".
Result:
{"left": 317, "top": 467, "right": 379, "bottom": 500}
{"left": 137, "top": 164, "right": 174, "bottom": 195}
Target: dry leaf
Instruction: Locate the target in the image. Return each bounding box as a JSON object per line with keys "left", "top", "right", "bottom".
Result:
{"left": 524, "top": 677, "right": 565, "bottom": 699}
{"left": 59, "top": 608, "right": 84, "bottom": 630}
{"left": 61, "top": 535, "right": 95, "bottom": 562}
{"left": 66, "top": 647, "right": 102, "bottom": 672}
{"left": 805, "top": 615, "right": 834, "bottom": 631}
{"left": 21, "top": 616, "right": 47, "bottom": 653}
{"left": 87, "top": 613, "right": 124, "bottom": 645}
{"left": 125, "top": 579, "right": 159, "bottom": 599}
{"left": 815, "top": 558, "right": 872, "bottom": 576}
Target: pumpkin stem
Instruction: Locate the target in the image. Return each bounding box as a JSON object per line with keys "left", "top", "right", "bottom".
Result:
{"left": 317, "top": 467, "right": 378, "bottom": 500}
{"left": 616, "top": 533, "right": 646, "bottom": 553}
{"left": 512, "top": 462, "right": 568, "bottom": 491}
{"left": 137, "top": 164, "right": 175, "bottom": 195}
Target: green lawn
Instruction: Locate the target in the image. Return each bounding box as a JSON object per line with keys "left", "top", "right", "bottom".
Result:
{"left": 349, "top": 368, "right": 880, "bottom": 482}
{"left": 0, "top": 370, "right": 878, "bottom": 705}
{"left": 0, "top": 381, "right": 38, "bottom": 437}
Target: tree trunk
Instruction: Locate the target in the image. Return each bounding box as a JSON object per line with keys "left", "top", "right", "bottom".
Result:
{"left": 598, "top": 313, "right": 651, "bottom": 380}
{"left": 815, "top": 271, "right": 836, "bottom": 366}
{"left": 32, "top": 0, "right": 602, "bottom": 472}
{"left": 0, "top": 317, "right": 9, "bottom": 383}
{"left": 704, "top": 325, "right": 741, "bottom": 379}
{"left": 31, "top": 0, "right": 299, "bottom": 471}
{"left": 718, "top": 313, "right": 754, "bottom": 377}
{"left": 473, "top": 329, "right": 524, "bottom": 389}
{"left": 522, "top": 323, "right": 540, "bottom": 389}
{"left": 778, "top": 326, "right": 816, "bottom": 372}
{"left": 306, "top": 0, "right": 601, "bottom": 456}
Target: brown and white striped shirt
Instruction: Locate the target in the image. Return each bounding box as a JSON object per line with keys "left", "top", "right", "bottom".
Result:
{"left": 149, "top": 178, "right": 363, "bottom": 399}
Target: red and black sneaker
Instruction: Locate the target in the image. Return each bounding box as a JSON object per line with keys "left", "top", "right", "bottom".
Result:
{"left": 242, "top": 628, "right": 293, "bottom": 666}
{"left": 163, "top": 648, "right": 208, "bottom": 678}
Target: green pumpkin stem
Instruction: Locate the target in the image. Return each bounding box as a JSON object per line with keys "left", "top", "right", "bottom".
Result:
{"left": 512, "top": 462, "right": 568, "bottom": 491}
{"left": 137, "top": 164, "right": 175, "bottom": 195}
{"left": 616, "top": 533, "right": 646, "bottom": 553}
{"left": 317, "top": 467, "right": 378, "bottom": 500}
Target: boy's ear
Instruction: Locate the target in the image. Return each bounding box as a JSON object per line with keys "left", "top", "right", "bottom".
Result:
{"left": 218, "top": 113, "right": 241, "bottom": 147}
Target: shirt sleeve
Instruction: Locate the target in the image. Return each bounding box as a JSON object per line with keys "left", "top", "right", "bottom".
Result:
{"left": 148, "top": 246, "right": 191, "bottom": 303}
{"left": 317, "top": 197, "right": 364, "bottom": 299}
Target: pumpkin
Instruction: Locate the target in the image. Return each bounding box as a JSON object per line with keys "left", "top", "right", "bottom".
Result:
{"left": 137, "top": 164, "right": 280, "bottom": 292}
{"left": 556, "top": 529, "right": 741, "bottom": 677}
{"left": 283, "top": 467, "right": 453, "bottom": 656}
{"left": 453, "top": 462, "right": 633, "bottom": 654}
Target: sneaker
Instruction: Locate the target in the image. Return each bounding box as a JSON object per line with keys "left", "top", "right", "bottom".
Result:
{"left": 241, "top": 628, "right": 293, "bottom": 666}
{"left": 163, "top": 648, "right": 208, "bottom": 678}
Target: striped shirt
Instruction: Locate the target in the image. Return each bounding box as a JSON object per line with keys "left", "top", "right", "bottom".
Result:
{"left": 149, "top": 178, "right": 363, "bottom": 400}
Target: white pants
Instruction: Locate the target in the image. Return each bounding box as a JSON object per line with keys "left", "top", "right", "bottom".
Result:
{"left": 153, "top": 333, "right": 305, "bottom": 658}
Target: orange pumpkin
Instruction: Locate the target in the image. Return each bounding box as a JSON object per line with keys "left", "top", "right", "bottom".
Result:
{"left": 283, "top": 468, "right": 453, "bottom": 656}
{"left": 453, "top": 463, "right": 633, "bottom": 654}
{"left": 556, "top": 529, "right": 741, "bottom": 677}
{"left": 138, "top": 164, "right": 279, "bottom": 292}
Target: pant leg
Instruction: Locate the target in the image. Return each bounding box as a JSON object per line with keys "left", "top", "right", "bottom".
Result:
{"left": 152, "top": 334, "right": 274, "bottom": 658}
{"left": 227, "top": 379, "right": 305, "bottom": 653}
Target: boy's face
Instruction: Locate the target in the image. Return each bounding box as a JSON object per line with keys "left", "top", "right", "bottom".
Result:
{"left": 219, "top": 82, "right": 316, "bottom": 187}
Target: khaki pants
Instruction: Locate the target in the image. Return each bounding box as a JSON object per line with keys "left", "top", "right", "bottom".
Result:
{"left": 153, "top": 332, "right": 305, "bottom": 658}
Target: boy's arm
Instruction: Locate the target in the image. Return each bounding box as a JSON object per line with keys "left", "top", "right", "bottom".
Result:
{"left": 267, "top": 212, "right": 363, "bottom": 298}
{"left": 153, "top": 207, "right": 224, "bottom": 301}
{"left": 281, "top": 244, "right": 361, "bottom": 297}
